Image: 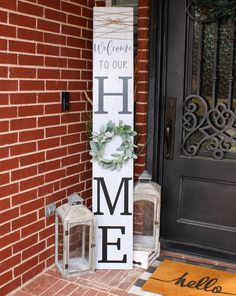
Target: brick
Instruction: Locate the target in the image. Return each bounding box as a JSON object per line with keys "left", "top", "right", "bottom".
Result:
{"left": 20, "top": 198, "right": 44, "bottom": 215}
{"left": 68, "top": 59, "right": 86, "bottom": 69}
{"left": 0, "top": 197, "right": 10, "bottom": 211}
{"left": 0, "top": 0, "right": 16, "bottom": 9}
{"left": 61, "top": 47, "right": 81, "bottom": 58}
{"left": 38, "top": 159, "right": 61, "bottom": 174}
{"left": 16, "top": 125, "right": 42, "bottom": 144}
{"left": 61, "top": 2, "right": 81, "bottom": 15}
{"left": 0, "top": 93, "right": 9, "bottom": 105}
{"left": 82, "top": 28, "right": 92, "bottom": 39}
{"left": 44, "top": 105, "right": 62, "bottom": 117}
{"left": 45, "top": 8, "right": 67, "bottom": 22}
{"left": 82, "top": 7, "right": 92, "bottom": 18}
{"left": 45, "top": 56, "right": 67, "bottom": 68}
{"left": 46, "top": 189, "right": 66, "bottom": 204}
{"left": 38, "top": 0, "right": 60, "bottom": 9}
{"left": 0, "top": 38, "right": 7, "bottom": 51}
{"left": 62, "top": 24, "right": 81, "bottom": 37}
{"left": 46, "top": 147, "right": 67, "bottom": 160}
{"left": 18, "top": 105, "right": 43, "bottom": 117}
{"left": 68, "top": 81, "right": 87, "bottom": 90}
{"left": 21, "top": 219, "right": 45, "bottom": 237}
{"left": 66, "top": 163, "right": 85, "bottom": 176}
{"left": 61, "top": 113, "right": 80, "bottom": 124}
{"left": 0, "top": 66, "right": 8, "bottom": 78}
{"left": 46, "top": 81, "right": 67, "bottom": 90}
{"left": 62, "top": 154, "right": 81, "bottom": 167}
{"left": 20, "top": 80, "right": 44, "bottom": 91}
{"left": 11, "top": 142, "right": 37, "bottom": 156}
{"left": 82, "top": 49, "right": 92, "bottom": 60}
{"left": 45, "top": 169, "right": 66, "bottom": 183}
{"left": 68, "top": 14, "right": 87, "bottom": 27}
{"left": 0, "top": 207, "right": 19, "bottom": 224}
{"left": 10, "top": 118, "right": 36, "bottom": 130}
{"left": 12, "top": 189, "right": 37, "bottom": 206}
{"left": 22, "top": 262, "right": 45, "bottom": 285}
{"left": 38, "top": 115, "right": 60, "bottom": 127}
{"left": 10, "top": 93, "right": 37, "bottom": 104}
{"left": 0, "top": 79, "right": 18, "bottom": 91}
{"left": 0, "top": 230, "right": 20, "bottom": 249}
{"left": 67, "top": 36, "right": 86, "bottom": 48}
{"left": 18, "top": 28, "right": 43, "bottom": 42}
{"left": 12, "top": 212, "right": 38, "bottom": 230}
{"left": 11, "top": 165, "right": 38, "bottom": 181}
{"left": 1, "top": 277, "right": 21, "bottom": 296}
{"left": 46, "top": 126, "right": 66, "bottom": 137}
{"left": 38, "top": 183, "right": 54, "bottom": 197}
{"left": 0, "top": 24, "right": 16, "bottom": 38}
{"left": 0, "top": 172, "right": 10, "bottom": 185}
{"left": 37, "top": 19, "right": 60, "bottom": 33}
{"left": 0, "top": 271, "right": 12, "bottom": 287}
{"left": 9, "top": 40, "right": 36, "bottom": 53}
{"left": 1, "top": 254, "right": 21, "bottom": 275}
{"left": 61, "top": 175, "right": 79, "bottom": 189}
{"left": 0, "top": 120, "right": 9, "bottom": 132}
{"left": 37, "top": 137, "right": 60, "bottom": 150}
{"left": 9, "top": 13, "right": 36, "bottom": 28}
{"left": 14, "top": 256, "right": 39, "bottom": 277}
{"left": 61, "top": 134, "right": 80, "bottom": 146}
{"left": 38, "top": 92, "right": 60, "bottom": 103}
{"left": 22, "top": 241, "right": 45, "bottom": 261}
{"left": 20, "top": 175, "right": 44, "bottom": 191}
{"left": 12, "top": 234, "right": 38, "bottom": 253}
{"left": 0, "top": 222, "right": 11, "bottom": 236}
{"left": 37, "top": 43, "right": 60, "bottom": 56}
{"left": 0, "top": 247, "right": 12, "bottom": 262}
{"left": 61, "top": 69, "right": 80, "bottom": 79}
{"left": 44, "top": 32, "right": 66, "bottom": 45}
{"left": 0, "top": 158, "right": 19, "bottom": 172}
{"left": 18, "top": 1, "right": 44, "bottom": 17}
{"left": 20, "top": 151, "right": 45, "bottom": 166}
{"left": 38, "top": 69, "right": 60, "bottom": 80}
{"left": 19, "top": 54, "right": 44, "bottom": 66}
{"left": 9, "top": 67, "right": 36, "bottom": 78}
{"left": 39, "top": 225, "right": 55, "bottom": 241}
{"left": 0, "top": 133, "right": 18, "bottom": 146}
{"left": 0, "top": 147, "right": 9, "bottom": 158}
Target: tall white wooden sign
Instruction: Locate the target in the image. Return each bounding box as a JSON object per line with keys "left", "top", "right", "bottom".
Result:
{"left": 92, "top": 7, "right": 134, "bottom": 269}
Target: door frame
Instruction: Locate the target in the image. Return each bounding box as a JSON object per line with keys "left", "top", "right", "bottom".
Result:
{"left": 147, "top": 0, "right": 166, "bottom": 183}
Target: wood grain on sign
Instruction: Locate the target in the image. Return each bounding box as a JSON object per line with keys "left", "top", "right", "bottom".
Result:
{"left": 93, "top": 7, "right": 134, "bottom": 269}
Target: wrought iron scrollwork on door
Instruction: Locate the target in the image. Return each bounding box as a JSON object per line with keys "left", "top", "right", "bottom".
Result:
{"left": 183, "top": 95, "right": 236, "bottom": 159}
{"left": 182, "top": 1, "right": 236, "bottom": 160}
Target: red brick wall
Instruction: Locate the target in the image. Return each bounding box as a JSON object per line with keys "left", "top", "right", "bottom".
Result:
{"left": 0, "top": 1, "right": 105, "bottom": 294}
{"left": 0, "top": 0, "right": 150, "bottom": 294}
{"left": 134, "top": 0, "right": 150, "bottom": 178}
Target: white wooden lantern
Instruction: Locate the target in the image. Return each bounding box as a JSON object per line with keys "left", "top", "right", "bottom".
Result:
{"left": 55, "top": 193, "right": 96, "bottom": 277}
{"left": 133, "top": 171, "right": 161, "bottom": 269}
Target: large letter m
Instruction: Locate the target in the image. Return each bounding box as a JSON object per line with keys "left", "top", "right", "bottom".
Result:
{"left": 93, "top": 177, "right": 132, "bottom": 215}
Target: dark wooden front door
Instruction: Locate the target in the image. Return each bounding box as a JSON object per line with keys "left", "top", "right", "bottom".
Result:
{"left": 160, "top": 0, "right": 236, "bottom": 259}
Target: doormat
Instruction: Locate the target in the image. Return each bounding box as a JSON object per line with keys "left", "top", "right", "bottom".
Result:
{"left": 142, "top": 259, "right": 236, "bottom": 296}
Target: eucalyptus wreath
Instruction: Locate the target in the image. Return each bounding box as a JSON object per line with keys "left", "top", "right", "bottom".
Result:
{"left": 189, "top": 0, "right": 236, "bottom": 22}
{"left": 89, "top": 120, "right": 137, "bottom": 171}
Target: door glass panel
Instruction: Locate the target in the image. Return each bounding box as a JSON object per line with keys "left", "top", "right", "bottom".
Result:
{"left": 183, "top": 1, "right": 236, "bottom": 159}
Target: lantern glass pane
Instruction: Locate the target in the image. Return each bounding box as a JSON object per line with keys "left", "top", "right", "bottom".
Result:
{"left": 134, "top": 200, "right": 154, "bottom": 236}
{"left": 69, "top": 225, "right": 90, "bottom": 272}
{"left": 57, "top": 216, "right": 64, "bottom": 270}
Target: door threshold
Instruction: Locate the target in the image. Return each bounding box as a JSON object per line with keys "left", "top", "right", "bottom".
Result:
{"left": 159, "top": 248, "right": 236, "bottom": 272}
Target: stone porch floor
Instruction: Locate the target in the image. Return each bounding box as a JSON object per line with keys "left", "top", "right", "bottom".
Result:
{"left": 9, "top": 250, "right": 236, "bottom": 296}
